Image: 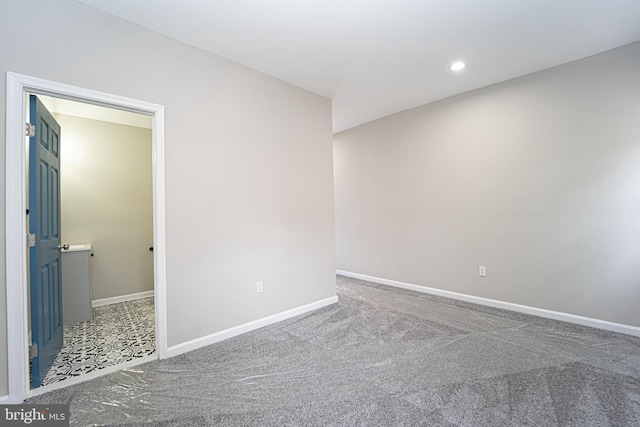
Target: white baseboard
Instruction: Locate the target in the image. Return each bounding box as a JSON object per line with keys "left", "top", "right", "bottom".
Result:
{"left": 337, "top": 270, "right": 640, "bottom": 338}
{"left": 92, "top": 290, "right": 154, "bottom": 307}
{"left": 167, "top": 295, "right": 339, "bottom": 358}
{"left": 0, "top": 395, "right": 8, "bottom": 403}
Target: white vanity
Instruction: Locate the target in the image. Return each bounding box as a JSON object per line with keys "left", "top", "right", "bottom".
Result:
{"left": 61, "top": 244, "right": 93, "bottom": 325}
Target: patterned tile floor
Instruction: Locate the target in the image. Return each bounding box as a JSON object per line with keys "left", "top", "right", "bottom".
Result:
{"left": 37, "top": 297, "right": 156, "bottom": 387}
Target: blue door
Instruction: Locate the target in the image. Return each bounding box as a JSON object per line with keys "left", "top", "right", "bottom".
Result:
{"left": 29, "top": 95, "right": 63, "bottom": 388}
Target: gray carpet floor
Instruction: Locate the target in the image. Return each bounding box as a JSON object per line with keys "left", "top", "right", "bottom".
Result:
{"left": 28, "top": 275, "right": 640, "bottom": 426}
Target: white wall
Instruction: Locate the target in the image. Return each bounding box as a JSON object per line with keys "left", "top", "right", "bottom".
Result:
{"left": 335, "top": 42, "right": 640, "bottom": 328}
{"left": 0, "top": 0, "right": 337, "bottom": 397}
{"left": 57, "top": 113, "right": 154, "bottom": 300}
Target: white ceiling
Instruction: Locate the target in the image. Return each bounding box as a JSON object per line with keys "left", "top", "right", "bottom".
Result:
{"left": 77, "top": 0, "right": 640, "bottom": 133}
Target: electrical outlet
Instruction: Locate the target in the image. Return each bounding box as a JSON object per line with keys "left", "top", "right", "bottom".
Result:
{"left": 256, "top": 281, "right": 263, "bottom": 293}
{"left": 478, "top": 266, "right": 486, "bottom": 277}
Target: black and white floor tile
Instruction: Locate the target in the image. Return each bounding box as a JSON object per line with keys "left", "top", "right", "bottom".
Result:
{"left": 38, "top": 297, "right": 155, "bottom": 387}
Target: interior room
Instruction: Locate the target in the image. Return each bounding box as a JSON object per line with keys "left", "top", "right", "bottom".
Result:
{"left": 27, "top": 96, "right": 155, "bottom": 388}
{"left": 2, "top": 0, "right": 640, "bottom": 425}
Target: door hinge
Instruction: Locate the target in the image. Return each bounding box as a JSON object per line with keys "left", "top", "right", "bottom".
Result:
{"left": 29, "top": 344, "right": 38, "bottom": 359}
{"left": 26, "top": 123, "right": 35, "bottom": 137}
{"left": 27, "top": 233, "right": 36, "bottom": 248}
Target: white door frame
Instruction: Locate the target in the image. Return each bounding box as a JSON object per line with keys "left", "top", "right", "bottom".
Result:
{"left": 5, "top": 72, "right": 168, "bottom": 403}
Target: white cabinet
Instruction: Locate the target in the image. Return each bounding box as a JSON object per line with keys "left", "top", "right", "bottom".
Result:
{"left": 61, "top": 244, "right": 93, "bottom": 325}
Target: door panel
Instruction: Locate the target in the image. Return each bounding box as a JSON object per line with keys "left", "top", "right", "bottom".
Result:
{"left": 29, "top": 94, "right": 63, "bottom": 388}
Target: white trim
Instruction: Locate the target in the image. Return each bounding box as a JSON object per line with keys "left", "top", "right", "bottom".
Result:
{"left": 6, "top": 72, "right": 30, "bottom": 404}
{"left": 27, "top": 355, "right": 157, "bottom": 400}
{"left": 5, "top": 72, "right": 168, "bottom": 404}
{"left": 167, "top": 296, "right": 339, "bottom": 358}
{"left": 92, "top": 290, "right": 154, "bottom": 307}
{"left": 151, "top": 105, "right": 168, "bottom": 360}
{"left": 0, "top": 395, "right": 9, "bottom": 404}
{"left": 337, "top": 270, "right": 640, "bottom": 338}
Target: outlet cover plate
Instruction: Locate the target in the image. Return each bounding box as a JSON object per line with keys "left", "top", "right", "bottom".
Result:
{"left": 479, "top": 266, "right": 486, "bottom": 277}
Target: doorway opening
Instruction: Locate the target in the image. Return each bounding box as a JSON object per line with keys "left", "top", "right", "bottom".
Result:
{"left": 26, "top": 93, "right": 156, "bottom": 389}
{"left": 6, "top": 72, "right": 167, "bottom": 403}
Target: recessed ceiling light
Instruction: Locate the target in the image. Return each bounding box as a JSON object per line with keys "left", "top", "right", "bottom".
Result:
{"left": 449, "top": 61, "right": 466, "bottom": 71}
